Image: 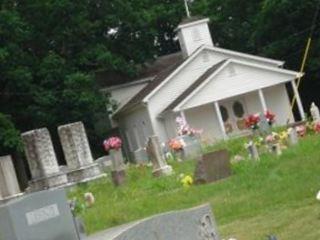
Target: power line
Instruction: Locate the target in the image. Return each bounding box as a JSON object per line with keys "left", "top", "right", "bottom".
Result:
{"left": 291, "top": 0, "right": 320, "bottom": 115}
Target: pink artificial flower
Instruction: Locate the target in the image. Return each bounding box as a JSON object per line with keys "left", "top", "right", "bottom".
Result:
{"left": 103, "top": 136, "right": 122, "bottom": 151}
{"left": 314, "top": 122, "right": 320, "bottom": 133}
{"left": 295, "top": 125, "right": 306, "bottom": 137}
{"left": 265, "top": 134, "right": 274, "bottom": 143}
{"left": 175, "top": 116, "right": 202, "bottom": 136}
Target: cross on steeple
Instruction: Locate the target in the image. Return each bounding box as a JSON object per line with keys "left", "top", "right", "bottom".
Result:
{"left": 184, "top": 0, "right": 191, "bottom": 18}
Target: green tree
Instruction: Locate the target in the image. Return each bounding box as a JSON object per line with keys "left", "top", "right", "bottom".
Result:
{"left": 0, "top": 113, "right": 23, "bottom": 155}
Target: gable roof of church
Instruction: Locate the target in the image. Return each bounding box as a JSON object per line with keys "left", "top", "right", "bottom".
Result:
{"left": 161, "top": 59, "right": 227, "bottom": 114}
{"left": 114, "top": 45, "right": 287, "bottom": 116}
{"left": 113, "top": 51, "right": 190, "bottom": 115}
{"left": 164, "top": 59, "right": 302, "bottom": 114}
{"left": 97, "top": 52, "right": 183, "bottom": 88}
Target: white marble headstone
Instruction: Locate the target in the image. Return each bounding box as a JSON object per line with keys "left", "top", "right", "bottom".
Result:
{"left": 310, "top": 102, "right": 320, "bottom": 123}
{"left": 147, "top": 136, "right": 172, "bottom": 176}
{"left": 58, "top": 122, "right": 94, "bottom": 169}
{"left": 0, "top": 155, "right": 22, "bottom": 200}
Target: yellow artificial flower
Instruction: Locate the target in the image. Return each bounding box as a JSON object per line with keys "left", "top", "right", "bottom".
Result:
{"left": 279, "top": 131, "right": 288, "bottom": 141}
{"left": 181, "top": 175, "right": 193, "bottom": 187}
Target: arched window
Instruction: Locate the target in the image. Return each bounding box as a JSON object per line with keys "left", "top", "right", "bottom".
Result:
{"left": 233, "top": 101, "right": 245, "bottom": 118}
{"left": 219, "top": 105, "right": 229, "bottom": 122}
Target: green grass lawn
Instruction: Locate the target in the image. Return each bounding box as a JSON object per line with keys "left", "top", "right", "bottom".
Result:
{"left": 68, "top": 134, "right": 320, "bottom": 240}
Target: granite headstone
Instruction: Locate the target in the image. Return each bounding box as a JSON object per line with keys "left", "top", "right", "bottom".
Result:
{"left": 0, "top": 189, "right": 78, "bottom": 240}
{"left": 176, "top": 135, "right": 202, "bottom": 160}
{"left": 194, "top": 149, "right": 231, "bottom": 184}
{"left": 87, "top": 204, "right": 220, "bottom": 240}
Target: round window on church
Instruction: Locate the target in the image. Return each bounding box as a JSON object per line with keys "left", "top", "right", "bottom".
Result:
{"left": 233, "top": 101, "right": 245, "bottom": 118}
{"left": 220, "top": 105, "right": 229, "bottom": 122}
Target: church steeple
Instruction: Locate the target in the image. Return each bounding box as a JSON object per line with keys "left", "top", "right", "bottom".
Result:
{"left": 176, "top": 17, "right": 214, "bottom": 58}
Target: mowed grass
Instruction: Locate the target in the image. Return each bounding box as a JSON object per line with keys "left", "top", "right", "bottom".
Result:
{"left": 68, "top": 134, "right": 320, "bottom": 239}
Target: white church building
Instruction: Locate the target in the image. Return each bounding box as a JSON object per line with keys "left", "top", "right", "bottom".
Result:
{"left": 104, "top": 17, "right": 305, "bottom": 156}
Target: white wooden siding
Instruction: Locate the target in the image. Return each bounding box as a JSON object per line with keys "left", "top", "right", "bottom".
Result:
{"left": 163, "top": 113, "right": 179, "bottom": 140}
{"left": 110, "top": 83, "right": 148, "bottom": 109}
{"left": 178, "top": 22, "right": 213, "bottom": 57}
{"left": 185, "top": 104, "right": 222, "bottom": 142}
{"left": 147, "top": 50, "right": 221, "bottom": 142}
{"left": 180, "top": 62, "right": 296, "bottom": 111}
{"left": 264, "top": 84, "right": 294, "bottom": 124}
{"left": 118, "top": 106, "right": 153, "bottom": 152}
{"left": 244, "top": 85, "right": 294, "bottom": 125}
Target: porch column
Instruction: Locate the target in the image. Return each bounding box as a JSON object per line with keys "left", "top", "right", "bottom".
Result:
{"left": 291, "top": 80, "right": 306, "bottom": 120}
{"left": 258, "top": 89, "right": 267, "bottom": 113}
{"left": 214, "top": 101, "right": 228, "bottom": 140}
{"left": 180, "top": 111, "right": 187, "bottom": 123}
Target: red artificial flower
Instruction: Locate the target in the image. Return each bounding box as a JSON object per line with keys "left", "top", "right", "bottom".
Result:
{"left": 245, "top": 114, "right": 260, "bottom": 129}
{"left": 265, "top": 110, "right": 276, "bottom": 125}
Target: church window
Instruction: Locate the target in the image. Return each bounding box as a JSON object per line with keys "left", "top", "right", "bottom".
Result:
{"left": 233, "top": 101, "right": 245, "bottom": 118}
{"left": 219, "top": 105, "right": 229, "bottom": 122}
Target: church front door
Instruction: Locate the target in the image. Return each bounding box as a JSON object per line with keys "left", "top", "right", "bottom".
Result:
{"left": 218, "top": 99, "right": 248, "bottom": 135}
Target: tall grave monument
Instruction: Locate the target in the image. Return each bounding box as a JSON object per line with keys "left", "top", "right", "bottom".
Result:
{"left": 58, "top": 121, "right": 105, "bottom": 184}
{"left": 21, "top": 128, "right": 69, "bottom": 191}
{"left": 0, "top": 155, "right": 23, "bottom": 202}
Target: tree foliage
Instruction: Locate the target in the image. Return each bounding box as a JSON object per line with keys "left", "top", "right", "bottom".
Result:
{"left": 0, "top": 113, "right": 23, "bottom": 155}
{"left": 0, "top": 0, "right": 319, "bottom": 155}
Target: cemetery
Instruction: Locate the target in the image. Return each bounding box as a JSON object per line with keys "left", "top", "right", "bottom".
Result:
{"left": 1, "top": 1, "right": 320, "bottom": 240}
{"left": 2, "top": 104, "right": 320, "bottom": 239}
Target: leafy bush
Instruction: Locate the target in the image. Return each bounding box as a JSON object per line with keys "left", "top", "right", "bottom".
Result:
{"left": 0, "top": 113, "right": 23, "bottom": 155}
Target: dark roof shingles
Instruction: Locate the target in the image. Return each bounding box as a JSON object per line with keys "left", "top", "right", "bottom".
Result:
{"left": 115, "top": 54, "right": 187, "bottom": 114}
{"left": 178, "top": 16, "right": 206, "bottom": 25}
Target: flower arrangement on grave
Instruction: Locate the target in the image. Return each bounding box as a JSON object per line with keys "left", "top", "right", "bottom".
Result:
{"left": 168, "top": 138, "right": 184, "bottom": 152}
{"left": 279, "top": 130, "right": 289, "bottom": 145}
{"left": 265, "top": 132, "right": 280, "bottom": 145}
{"left": 244, "top": 140, "right": 260, "bottom": 159}
{"left": 103, "top": 136, "right": 122, "bottom": 151}
{"left": 313, "top": 122, "right": 320, "bottom": 133}
{"left": 176, "top": 117, "right": 202, "bottom": 136}
{"left": 264, "top": 110, "right": 276, "bottom": 126}
{"left": 265, "top": 132, "right": 283, "bottom": 155}
{"left": 245, "top": 113, "right": 260, "bottom": 130}
{"left": 179, "top": 173, "right": 193, "bottom": 188}
{"left": 295, "top": 125, "right": 307, "bottom": 137}
{"left": 254, "top": 137, "right": 264, "bottom": 148}
{"left": 84, "top": 192, "right": 95, "bottom": 208}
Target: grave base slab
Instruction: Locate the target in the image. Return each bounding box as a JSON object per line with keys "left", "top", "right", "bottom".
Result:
{"left": 152, "top": 165, "right": 173, "bottom": 177}
{"left": 66, "top": 163, "right": 106, "bottom": 184}
{"left": 27, "top": 171, "right": 69, "bottom": 192}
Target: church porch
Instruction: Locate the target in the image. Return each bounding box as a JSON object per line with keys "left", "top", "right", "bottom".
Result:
{"left": 178, "top": 83, "right": 299, "bottom": 142}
